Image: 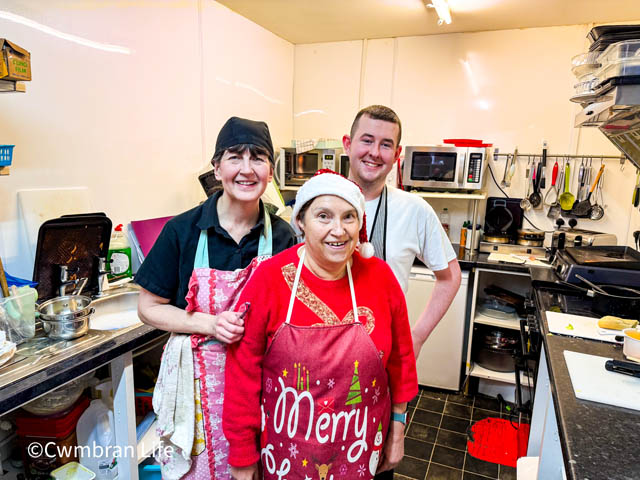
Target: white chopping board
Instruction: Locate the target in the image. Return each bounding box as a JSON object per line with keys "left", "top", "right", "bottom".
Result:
{"left": 564, "top": 350, "right": 640, "bottom": 411}
{"left": 546, "top": 311, "right": 619, "bottom": 343}
{"left": 17, "top": 188, "right": 93, "bottom": 261}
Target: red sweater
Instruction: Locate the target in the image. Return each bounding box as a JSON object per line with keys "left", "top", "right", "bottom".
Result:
{"left": 223, "top": 244, "right": 418, "bottom": 467}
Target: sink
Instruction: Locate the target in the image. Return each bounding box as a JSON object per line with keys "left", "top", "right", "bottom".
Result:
{"left": 90, "top": 285, "right": 142, "bottom": 331}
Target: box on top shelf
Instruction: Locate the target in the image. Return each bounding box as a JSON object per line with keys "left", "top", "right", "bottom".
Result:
{"left": 0, "top": 39, "right": 31, "bottom": 81}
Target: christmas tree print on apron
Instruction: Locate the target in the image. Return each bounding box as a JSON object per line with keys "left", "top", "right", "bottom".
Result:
{"left": 259, "top": 247, "right": 391, "bottom": 480}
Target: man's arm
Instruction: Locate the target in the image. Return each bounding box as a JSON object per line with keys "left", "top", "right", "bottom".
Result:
{"left": 410, "top": 258, "right": 462, "bottom": 359}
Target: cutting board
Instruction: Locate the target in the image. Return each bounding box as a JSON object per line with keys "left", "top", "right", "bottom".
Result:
{"left": 564, "top": 350, "right": 640, "bottom": 411}
{"left": 546, "top": 311, "right": 618, "bottom": 343}
{"left": 17, "top": 188, "right": 92, "bottom": 261}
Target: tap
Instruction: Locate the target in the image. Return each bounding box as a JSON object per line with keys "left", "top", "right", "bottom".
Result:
{"left": 94, "top": 257, "right": 112, "bottom": 297}
{"left": 58, "top": 265, "right": 79, "bottom": 297}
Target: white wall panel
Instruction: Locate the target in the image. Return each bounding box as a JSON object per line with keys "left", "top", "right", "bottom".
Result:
{"left": 0, "top": 0, "right": 293, "bottom": 277}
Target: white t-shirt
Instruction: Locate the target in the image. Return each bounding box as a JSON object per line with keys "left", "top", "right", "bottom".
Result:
{"left": 365, "top": 186, "right": 456, "bottom": 293}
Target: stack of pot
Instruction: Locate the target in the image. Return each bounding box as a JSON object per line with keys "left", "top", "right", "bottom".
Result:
{"left": 37, "top": 295, "right": 94, "bottom": 340}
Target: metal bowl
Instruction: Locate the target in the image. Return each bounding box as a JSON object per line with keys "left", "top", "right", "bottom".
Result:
{"left": 37, "top": 295, "right": 92, "bottom": 322}
{"left": 41, "top": 310, "right": 93, "bottom": 340}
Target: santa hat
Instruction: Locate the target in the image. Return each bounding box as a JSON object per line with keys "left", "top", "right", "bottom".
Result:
{"left": 291, "top": 169, "right": 374, "bottom": 259}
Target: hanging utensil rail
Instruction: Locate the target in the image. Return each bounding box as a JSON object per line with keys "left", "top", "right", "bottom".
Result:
{"left": 493, "top": 152, "right": 626, "bottom": 165}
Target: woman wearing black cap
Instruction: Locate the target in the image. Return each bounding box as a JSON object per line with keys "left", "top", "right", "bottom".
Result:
{"left": 137, "top": 117, "right": 296, "bottom": 479}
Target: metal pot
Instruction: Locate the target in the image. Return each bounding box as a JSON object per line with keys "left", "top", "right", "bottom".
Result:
{"left": 483, "top": 329, "right": 519, "bottom": 350}
{"left": 476, "top": 347, "right": 516, "bottom": 372}
{"left": 41, "top": 311, "right": 93, "bottom": 340}
{"left": 37, "top": 295, "right": 92, "bottom": 322}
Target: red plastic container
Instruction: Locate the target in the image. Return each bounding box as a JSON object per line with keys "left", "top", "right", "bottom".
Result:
{"left": 17, "top": 395, "right": 90, "bottom": 479}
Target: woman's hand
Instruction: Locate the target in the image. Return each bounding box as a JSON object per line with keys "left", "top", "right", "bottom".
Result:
{"left": 230, "top": 463, "right": 259, "bottom": 480}
{"left": 209, "top": 310, "right": 245, "bottom": 344}
{"left": 376, "top": 419, "right": 405, "bottom": 473}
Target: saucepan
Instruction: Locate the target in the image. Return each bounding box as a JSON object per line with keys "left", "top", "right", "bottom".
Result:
{"left": 572, "top": 275, "right": 640, "bottom": 320}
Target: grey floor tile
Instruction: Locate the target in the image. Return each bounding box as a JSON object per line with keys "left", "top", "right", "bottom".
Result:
{"left": 418, "top": 396, "right": 446, "bottom": 413}
{"left": 405, "top": 437, "right": 434, "bottom": 459}
{"left": 447, "top": 392, "right": 473, "bottom": 406}
{"left": 432, "top": 445, "right": 465, "bottom": 470}
{"left": 498, "top": 465, "right": 516, "bottom": 480}
{"left": 394, "top": 474, "right": 416, "bottom": 480}
{"left": 462, "top": 472, "right": 494, "bottom": 480}
{"left": 407, "top": 423, "right": 438, "bottom": 443}
{"left": 409, "top": 393, "right": 420, "bottom": 407}
{"left": 421, "top": 388, "right": 448, "bottom": 401}
{"left": 435, "top": 429, "right": 468, "bottom": 451}
{"left": 426, "top": 463, "right": 463, "bottom": 480}
{"left": 464, "top": 453, "right": 499, "bottom": 478}
{"left": 396, "top": 455, "right": 429, "bottom": 479}
{"left": 444, "top": 402, "right": 472, "bottom": 419}
{"left": 471, "top": 408, "right": 499, "bottom": 422}
{"left": 473, "top": 395, "right": 500, "bottom": 412}
{"left": 440, "top": 415, "right": 471, "bottom": 434}
{"left": 413, "top": 408, "right": 443, "bottom": 427}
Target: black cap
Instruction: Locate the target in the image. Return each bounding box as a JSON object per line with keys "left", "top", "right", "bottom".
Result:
{"left": 214, "top": 116, "right": 274, "bottom": 161}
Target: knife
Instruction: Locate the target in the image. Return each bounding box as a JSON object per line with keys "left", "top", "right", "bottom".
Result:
{"left": 605, "top": 359, "right": 640, "bottom": 378}
{"left": 540, "top": 141, "right": 547, "bottom": 190}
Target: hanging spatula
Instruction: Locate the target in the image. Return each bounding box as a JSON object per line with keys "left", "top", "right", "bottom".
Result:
{"left": 572, "top": 163, "right": 605, "bottom": 217}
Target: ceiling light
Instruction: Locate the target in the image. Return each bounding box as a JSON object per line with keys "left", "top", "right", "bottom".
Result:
{"left": 426, "top": 0, "right": 452, "bottom": 25}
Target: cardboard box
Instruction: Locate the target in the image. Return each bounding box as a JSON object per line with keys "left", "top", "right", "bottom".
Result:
{"left": 0, "top": 39, "right": 31, "bottom": 81}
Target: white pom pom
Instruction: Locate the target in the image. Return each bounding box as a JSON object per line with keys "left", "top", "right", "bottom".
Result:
{"left": 359, "top": 242, "right": 375, "bottom": 259}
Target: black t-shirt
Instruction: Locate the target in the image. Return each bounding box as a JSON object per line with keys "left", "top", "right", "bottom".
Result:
{"left": 135, "top": 191, "right": 296, "bottom": 309}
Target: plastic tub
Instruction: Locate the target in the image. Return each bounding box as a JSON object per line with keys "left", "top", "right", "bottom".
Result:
{"left": 0, "top": 287, "right": 37, "bottom": 344}
{"left": 22, "top": 374, "right": 92, "bottom": 416}
{"left": 51, "top": 461, "right": 96, "bottom": 480}
{"left": 17, "top": 396, "right": 90, "bottom": 478}
{"left": 139, "top": 463, "right": 161, "bottom": 480}
{"left": 594, "top": 40, "right": 640, "bottom": 85}
{"left": 571, "top": 52, "right": 601, "bottom": 77}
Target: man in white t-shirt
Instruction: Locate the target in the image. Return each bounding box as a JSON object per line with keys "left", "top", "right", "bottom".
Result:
{"left": 344, "top": 105, "right": 462, "bottom": 358}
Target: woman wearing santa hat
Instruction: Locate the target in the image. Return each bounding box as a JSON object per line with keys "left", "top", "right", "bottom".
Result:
{"left": 223, "top": 170, "right": 418, "bottom": 480}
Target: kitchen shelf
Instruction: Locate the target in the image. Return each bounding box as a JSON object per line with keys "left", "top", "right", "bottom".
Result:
{"left": 279, "top": 185, "right": 300, "bottom": 191}
{"left": 0, "top": 79, "right": 26, "bottom": 93}
{"left": 137, "top": 418, "right": 159, "bottom": 464}
{"left": 469, "top": 363, "right": 531, "bottom": 385}
{"left": 408, "top": 190, "right": 487, "bottom": 200}
{"left": 474, "top": 312, "right": 523, "bottom": 331}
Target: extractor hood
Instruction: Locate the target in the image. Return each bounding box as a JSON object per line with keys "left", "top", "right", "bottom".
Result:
{"left": 575, "top": 84, "right": 640, "bottom": 171}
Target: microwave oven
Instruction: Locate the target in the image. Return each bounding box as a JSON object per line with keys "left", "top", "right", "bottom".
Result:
{"left": 402, "top": 145, "right": 488, "bottom": 191}
{"left": 339, "top": 154, "right": 350, "bottom": 177}
{"left": 275, "top": 147, "right": 342, "bottom": 188}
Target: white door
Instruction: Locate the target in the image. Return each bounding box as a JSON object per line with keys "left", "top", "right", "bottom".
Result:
{"left": 406, "top": 267, "right": 469, "bottom": 390}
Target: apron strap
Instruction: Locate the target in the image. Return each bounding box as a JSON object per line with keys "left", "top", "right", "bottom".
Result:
{"left": 258, "top": 203, "right": 273, "bottom": 257}
{"left": 194, "top": 230, "right": 210, "bottom": 269}
{"left": 346, "top": 260, "right": 360, "bottom": 324}
{"left": 285, "top": 247, "right": 361, "bottom": 325}
{"left": 285, "top": 247, "right": 306, "bottom": 324}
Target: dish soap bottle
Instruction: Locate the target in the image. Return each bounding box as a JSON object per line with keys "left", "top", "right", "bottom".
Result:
{"left": 107, "top": 224, "right": 132, "bottom": 281}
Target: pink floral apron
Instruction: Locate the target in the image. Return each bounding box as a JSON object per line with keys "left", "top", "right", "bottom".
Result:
{"left": 183, "top": 207, "right": 272, "bottom": 479}
{"left": 260, "top": 247, "right": 391, "bottom": 480}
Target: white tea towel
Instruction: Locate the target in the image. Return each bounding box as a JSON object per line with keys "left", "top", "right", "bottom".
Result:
{"left": 153, "top": 333, "right": 195, "bottom": 479}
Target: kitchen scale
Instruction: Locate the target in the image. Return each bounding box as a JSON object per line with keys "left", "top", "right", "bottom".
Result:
{"left": 553, "top": 245, "right": 640, "bottom": 287}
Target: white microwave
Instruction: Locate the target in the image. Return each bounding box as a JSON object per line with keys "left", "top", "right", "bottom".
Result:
{"left": 402, "top": 145, "right": 488, "bottom": 191}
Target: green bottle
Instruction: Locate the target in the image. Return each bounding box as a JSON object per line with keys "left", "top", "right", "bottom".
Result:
{"left": 107, "top": 224, "right": 132, "bottom": 281}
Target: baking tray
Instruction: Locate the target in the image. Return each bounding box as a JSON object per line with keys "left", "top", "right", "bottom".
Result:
{"left": 565, "top": 246, "right": 640, "bottom": 270}
{"left": 32, "top": 215, "right": 112, "bottom": 301}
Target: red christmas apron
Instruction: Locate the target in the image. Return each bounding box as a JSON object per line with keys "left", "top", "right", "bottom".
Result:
{"left": 260, "top": 247, "right": 391, "bottom": 480}
{"left": 183, "top": 208, "right": 272, "bottom": 479}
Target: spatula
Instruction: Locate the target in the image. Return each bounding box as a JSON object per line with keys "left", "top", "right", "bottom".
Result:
{"left": 559, "top": 162, "right": 575, "bottom": 211}
{"left": 572, "top": 164, "right": 605, "bottom": 217}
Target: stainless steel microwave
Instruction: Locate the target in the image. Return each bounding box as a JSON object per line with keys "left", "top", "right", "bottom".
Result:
{"left": 402, "top": 145, "right": 488, "bottom": 191}
{"left": 275, "top": 147, "right": 342, "bottom": 188}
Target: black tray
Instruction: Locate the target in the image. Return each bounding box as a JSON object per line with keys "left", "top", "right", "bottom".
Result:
{"left": 588, "top": 25, "right": 640, "bottom": 43}
{"left": 565, "top": 246, "right": 640, "bottom": 269}
{"left": 32, "top": 215, "right": 112, "bottom": 301}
